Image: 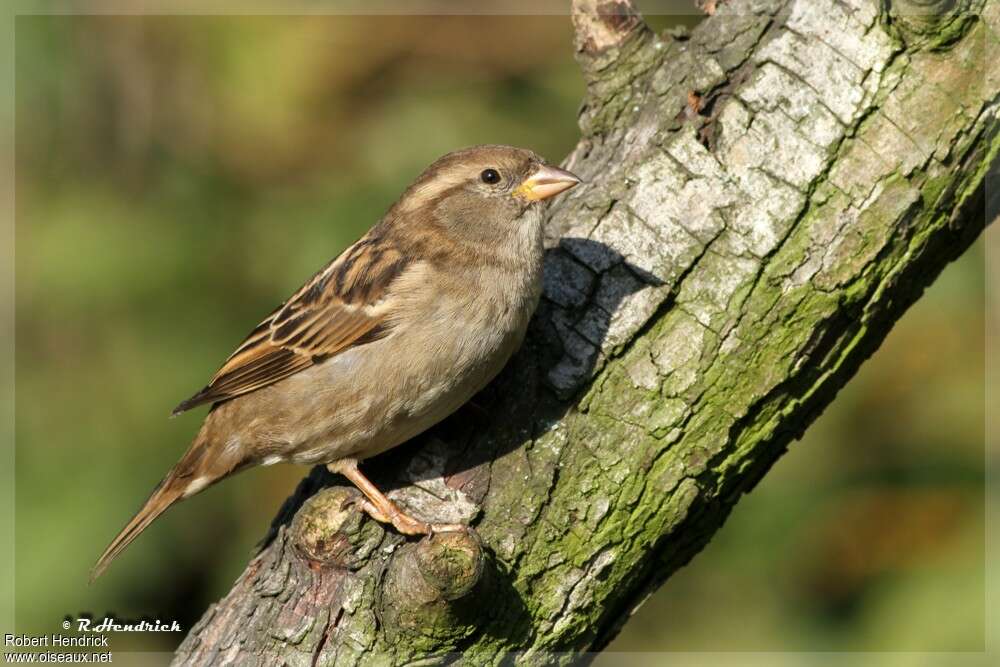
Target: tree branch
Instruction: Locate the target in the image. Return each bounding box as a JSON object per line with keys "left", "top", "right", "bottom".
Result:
{"left": 174, "top": 0, "right": 998, "bottom": 663}
{"left": 571, "top": 0, "right": 649, "bottom": 60}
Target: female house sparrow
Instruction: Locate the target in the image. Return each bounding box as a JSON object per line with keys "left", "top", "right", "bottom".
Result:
{"left": 92, "top": 145, "right": 580, "bottom": 580}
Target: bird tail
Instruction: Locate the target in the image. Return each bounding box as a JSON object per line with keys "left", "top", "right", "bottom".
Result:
{"left": 91, "top": 441, "right": 220, "bottom": 582}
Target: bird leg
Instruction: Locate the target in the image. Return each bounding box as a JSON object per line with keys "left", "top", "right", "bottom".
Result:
{"left": 326, "top": 458, "right": 466, "bottom": 536}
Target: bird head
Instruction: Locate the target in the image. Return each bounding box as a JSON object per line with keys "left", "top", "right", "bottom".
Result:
{"left": 391, "top": 145, "right": 581, "bottom": 247}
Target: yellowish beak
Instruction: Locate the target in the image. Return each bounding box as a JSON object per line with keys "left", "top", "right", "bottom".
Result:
{"left": 515, "top": 164, "right": 582, "bottom": 201}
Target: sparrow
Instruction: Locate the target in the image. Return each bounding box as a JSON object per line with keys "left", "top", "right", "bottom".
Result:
{"left": 92, "top": 145, "right": 580, "bottom": 580}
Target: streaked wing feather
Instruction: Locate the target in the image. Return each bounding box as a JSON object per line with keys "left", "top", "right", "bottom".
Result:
{"left": 172, "top": 230, "right": 405, "bottom": 415}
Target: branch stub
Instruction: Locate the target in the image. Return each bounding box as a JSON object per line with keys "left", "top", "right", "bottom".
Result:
{"left": 290, "top": 487, "right": 384, "bottom": 569}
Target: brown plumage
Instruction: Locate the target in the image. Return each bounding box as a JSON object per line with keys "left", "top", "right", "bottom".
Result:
{"left": 170, "top": 248, "right": 401, "bottom": 414}
{"left": 92, "top": 145, "right": 580, "bottom": 581}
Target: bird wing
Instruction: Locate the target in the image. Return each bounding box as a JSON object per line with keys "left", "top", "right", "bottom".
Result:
{"left": 172, "top": 228, "right": 406, "bottom": 415}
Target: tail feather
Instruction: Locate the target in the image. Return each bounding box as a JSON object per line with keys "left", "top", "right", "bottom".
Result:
{"left": 90, "top": 475, "right": 187, "bottom": 582}
{"left": 92, "top": 433, "right": 237, "bottom": 582}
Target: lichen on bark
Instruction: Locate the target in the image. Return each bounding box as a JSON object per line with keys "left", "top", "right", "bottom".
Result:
{"left": 174, "top": 1, "right": 997, "bottom": 664}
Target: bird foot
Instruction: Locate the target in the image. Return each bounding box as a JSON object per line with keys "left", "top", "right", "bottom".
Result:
{"left": 327, "top": 459, "right": 467, "bottom": 536}
{"left": 354, "top": 497, "right": 465, "bottom": 536}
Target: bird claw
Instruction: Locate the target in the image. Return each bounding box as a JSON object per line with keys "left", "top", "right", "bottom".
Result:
{"left": 339, "top": 495, "right": 391, "bottom": 524}
{"left": 427, "top": 522, "right": 468, "bottom": 538}
{"left": 326, "top": 460, "right": 468, "bottom": 536}
{"left": 390, "top": 514, "right": 430, "bottom": 536}
{"left": 360, "top": 499, "right": 393, "bottom": 525}
{"left": 353, "top": 498, "right": 467, "bottom": 537}
{"left": 348, "top": 496, "right": 426, "bottom": 535}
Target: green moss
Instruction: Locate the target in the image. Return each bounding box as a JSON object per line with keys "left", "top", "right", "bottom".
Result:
{"left": 883, "top": 0, "right": 985, "bottom": 51}
{"left": 578, "top": 28, "right": 662, "bottom": 137}
{"left": 921, "top": 173, "right": 952, "bottom": 208}
{"left": 927, "top": 7, "right": 982, "bottom": 50}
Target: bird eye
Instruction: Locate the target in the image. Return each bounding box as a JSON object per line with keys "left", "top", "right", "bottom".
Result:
{"left": 480, "top": 168, "right": 501, "bottom": 185}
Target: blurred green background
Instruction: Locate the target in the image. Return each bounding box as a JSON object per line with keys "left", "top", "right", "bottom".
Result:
{"left": 14, "top": 11, "right": 984, "bottom": 657}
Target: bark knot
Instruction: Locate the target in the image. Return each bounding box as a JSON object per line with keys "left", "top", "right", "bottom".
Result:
{"left": 885, "top": 0, "right": 982, "bottom": 49}
{"left": 378, "top": 530, "right": 487, "bottom": 647}
{"left": 291, "top": 487, "right": 383, "bottom": 570}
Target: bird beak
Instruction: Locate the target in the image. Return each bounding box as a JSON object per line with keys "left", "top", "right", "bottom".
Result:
{"left": 515, "top": 164, "right": 582, "bottom": 201}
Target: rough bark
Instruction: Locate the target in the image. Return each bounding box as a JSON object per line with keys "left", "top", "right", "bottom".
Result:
{"left": 174, "top": 1, "right": 998, "bottom": 664}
